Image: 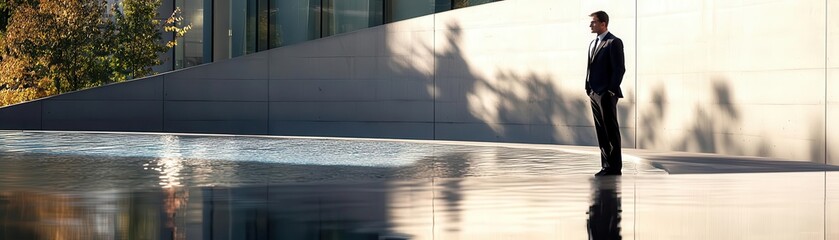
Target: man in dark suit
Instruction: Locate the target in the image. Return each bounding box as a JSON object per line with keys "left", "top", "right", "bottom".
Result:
{"left": 586, "top": 11, "right": 625, "bottom": 176}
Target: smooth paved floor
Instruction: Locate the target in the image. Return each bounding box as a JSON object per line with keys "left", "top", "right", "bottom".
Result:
{"left": 0, "top": 131, "right": 837, "bottom": 239}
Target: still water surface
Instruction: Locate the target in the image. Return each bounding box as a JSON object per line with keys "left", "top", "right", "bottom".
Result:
{"left": 0, "top": 131, "right": 836, "bottom": 239}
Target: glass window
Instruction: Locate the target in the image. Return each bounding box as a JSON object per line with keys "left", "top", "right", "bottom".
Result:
{"left": 175, "top": 0, "right": 207, "bottom": 69}
{"left": 453, "top": 0, "right": 501, "bottom": 9}
{"left": 257, "top": 0, "right": 269, "bottom": 51}
{"left": 322, "top": 0, "right": 383, "bottom": 37}
{"left": 434, "top": 0, "right": 452, "bottom": 13}
{"left": 231, "top": 0, "right": 273, "bottom": 57}
{"left": 172, "top": 0, "right": 501, "bottom": 66}
{"left": 211, "top": 0, "right": 232, "bottom": 61}
{"left": 229, "top": 0, "right": 251, "bottom": 57}
{"left": 269, "top": 0, "right": 320, "bottom": 48}
{"left": 384, "top": 0, "right": 434, "bottom": 23}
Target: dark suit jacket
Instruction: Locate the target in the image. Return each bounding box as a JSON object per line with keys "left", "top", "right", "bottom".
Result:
{"left": 586, "top": 32, "right": 625, "bottom": 98}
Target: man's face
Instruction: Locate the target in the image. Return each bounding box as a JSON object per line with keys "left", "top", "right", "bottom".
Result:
{"left": 589, "top": 16, "right": 605, "bottom": 34}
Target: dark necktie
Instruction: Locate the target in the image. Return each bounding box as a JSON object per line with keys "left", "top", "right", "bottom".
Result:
{"left": 591, "top": 38, "right": 600, "bottom": 57}
{"left": 591, "top": 38, "right": 600, "bottom": 60}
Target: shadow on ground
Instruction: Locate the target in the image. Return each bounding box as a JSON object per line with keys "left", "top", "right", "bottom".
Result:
{"left": 637, "top": 152, "right": 839, "bottom": 174}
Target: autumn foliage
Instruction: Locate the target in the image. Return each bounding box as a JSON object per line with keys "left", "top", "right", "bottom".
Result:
{"left": 0, "top": 0, "right": 189, "bottom": 106}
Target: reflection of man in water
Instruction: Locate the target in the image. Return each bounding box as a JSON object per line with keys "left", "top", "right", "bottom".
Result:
{"left": 163, "top": 187, "right": 189, "bottom": 240}
{"left": 587, "top": 177, "right": 622, "bottom": 239}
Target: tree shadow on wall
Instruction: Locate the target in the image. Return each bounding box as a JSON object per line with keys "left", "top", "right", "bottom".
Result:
{"left": 385, "top": 20, "right": 825, "bottom": 163}
{"left": 637, "top": 78, "right": 756, "bottom": 154}
{"left": 636, "top": 77, "right": 825, "bottom": 163}
{"left": 389, "top": 21, "right": 633, "bottom": 146}
{"left": 677, "top": 79, "right": 747, "bottom": 154}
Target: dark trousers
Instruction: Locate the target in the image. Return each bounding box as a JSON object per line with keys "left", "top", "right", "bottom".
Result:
{"left": 590, "top": 93, "right": 622, "bottom": 170}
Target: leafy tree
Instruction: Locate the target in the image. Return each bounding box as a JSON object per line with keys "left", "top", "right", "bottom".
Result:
{"left": 112, "top": 0, "right": 189, "bottom": 80}
{"left": 1, "top": 3, "right": 6, "bottom": 67}
{"left": 0, "top": 0, "right": 113, "bottom": 104}
{"left": 1, "top": 0, "right": 112, "bottom": 94}
{"left": 1, "top": 0, "right": 9, "bottom": 32}
{"left": 0, "top": 0, "right": 189, "bottom": 106}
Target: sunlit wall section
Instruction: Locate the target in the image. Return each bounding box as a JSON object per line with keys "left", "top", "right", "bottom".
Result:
{"left": 636, "top": 0, "right": 827, "bottom": 162}
{"left": 432, "top": 0, "right": 637, "bottom": 145}
{"left": 829, "top": 0, "right": 839, "bottom": 165}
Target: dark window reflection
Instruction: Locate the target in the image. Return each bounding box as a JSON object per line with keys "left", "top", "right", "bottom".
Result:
{"left": 268, "top": 0, "right": 321, "bottom": 48}
{"left": 384, "top": 0, "right": 433, "bottom": 23}
{"left": 173, "top": 0, "right": 505, "bottom": 66}
{"left": 452, "top": 0, "right": 502, "bottom": 9}
{"left": 0, "top": 184, "right": 410, "bottom": 240}
{"left": 175, "top": 0, "right": 208, "bottom": 68}
{"left": 321, "top": 0, "right": 383, "bottom": 37}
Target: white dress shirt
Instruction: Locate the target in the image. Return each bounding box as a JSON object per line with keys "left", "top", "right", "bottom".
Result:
{"left": 591, "top": 31, "right": 609, "bottom": 58}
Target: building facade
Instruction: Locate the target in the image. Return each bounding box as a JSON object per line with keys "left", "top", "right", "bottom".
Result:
{"left": 165, "top": 0, "right": 500, "bottom": 70}
{"left": 1, "top": 0, "right": 838, "bottom": 166}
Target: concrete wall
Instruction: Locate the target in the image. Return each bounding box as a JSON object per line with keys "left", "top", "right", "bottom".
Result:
{"left": 0, "top": 77, "right": 165, "bottom": 131}
{"left": 0, "top": 0, "right": 835, "bottom": 164}
{"left": 267, "top": 16, "right": 437, "bottom": 139}
{"left": 829, "top": 0, "right": 839, "bottom": 165}
{"left": 637, "top": 0, "right": 829, "bottom": 162}
{"left": 432, "top": 0, "right": 636, "bottom": 145}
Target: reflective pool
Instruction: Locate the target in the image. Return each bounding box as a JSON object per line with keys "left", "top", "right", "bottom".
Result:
{"left": 0, "top": 131, "right": 660, "bottom": 190}
{"left": 0, "top": 131, "right": 836, "bottom": 240}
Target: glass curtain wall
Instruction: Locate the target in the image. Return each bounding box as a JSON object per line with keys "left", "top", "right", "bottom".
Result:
{"left": 230, "top": 0, "right": 255, "bottom": 57}
{"left": 453, "top": 0, "right": 501, "bottom": 9}
{"left": 174, "top": 0, "right": 209, "bottom": 68}
{"left": 269, "top": 0, "right": 320, "bottom": 47}
{"left": 384, "top": 0, "right": 434, "bottom": 23}
{"left": 321, "top": 0, "right": 383, "bottom": 37}
{"left": 257, "top": 0, "right": 270, "bottom": 51}
{"left": 172, "top": 0, "right": 504, "bottom": 69}
{"left": 434, "top": 0, "right": 452, "bottom": 13}
{"left": 231, "top": 0, "right": 280, "bottom": 57}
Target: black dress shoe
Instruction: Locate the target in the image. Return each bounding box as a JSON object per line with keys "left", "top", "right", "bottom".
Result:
{"left": 594, "top": 169, "right": 621, "bottom": 176}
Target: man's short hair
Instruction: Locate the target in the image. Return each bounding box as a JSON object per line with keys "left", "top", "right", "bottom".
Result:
{"left": 590, "top": 11, "right": 609, "bottom": 26}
